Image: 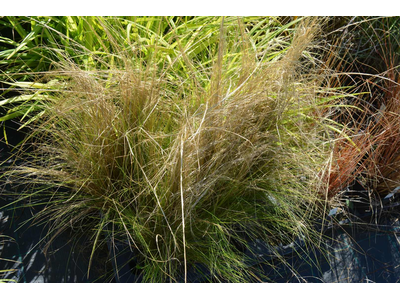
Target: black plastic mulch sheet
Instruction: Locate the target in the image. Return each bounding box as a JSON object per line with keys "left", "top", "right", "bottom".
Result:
{"left": 2, "top": 182, "right": 400, "bottom": 282}
{"left": 254, "top": 220, "right": 400, "bottom": 283}
{"left": 0, "top": 191, "right": 112, "bottom": 283}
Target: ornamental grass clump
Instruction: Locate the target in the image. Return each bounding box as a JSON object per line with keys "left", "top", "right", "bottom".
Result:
{"left": 2, "top": 17, "right": 343, "bottom": 282}
{"left": 327, "top": 65, "right": 400, "bottom": 201}
{"left": 325, "top": 17, "right": 400, "bottom": 203}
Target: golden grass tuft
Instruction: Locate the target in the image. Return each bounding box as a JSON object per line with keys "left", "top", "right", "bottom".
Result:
{"left": 3, "top": 17, "right": 351, "bottom": 282}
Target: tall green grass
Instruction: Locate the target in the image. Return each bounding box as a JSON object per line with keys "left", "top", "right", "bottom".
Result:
{"left": 1, "top": 16, "right": 357, "bottom": 282}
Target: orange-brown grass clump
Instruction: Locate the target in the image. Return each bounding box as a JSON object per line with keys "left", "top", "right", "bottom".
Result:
{"left": 325, "top": 21, "right": 400, "bottom": 204}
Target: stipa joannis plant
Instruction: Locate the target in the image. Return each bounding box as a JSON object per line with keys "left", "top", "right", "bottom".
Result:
{"left": 5, "top": 18, "right": 340, "bottom": 282}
